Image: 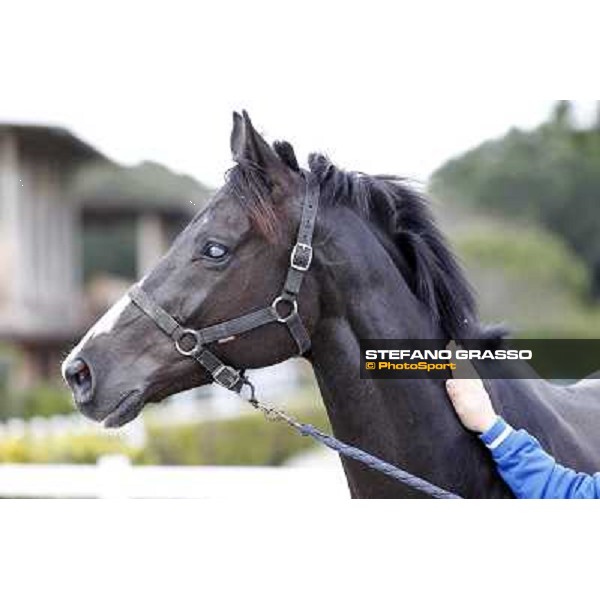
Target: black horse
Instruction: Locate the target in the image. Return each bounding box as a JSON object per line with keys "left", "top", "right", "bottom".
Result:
{"left": 62, "top": 112, "right": 600, "bottom": 498}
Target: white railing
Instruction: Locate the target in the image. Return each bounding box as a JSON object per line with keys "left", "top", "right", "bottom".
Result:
{"left": 0, "top": 455, "right": 347, "bottom": 499}
{"left": 0, "top": 362, "right": 339, "bottom": 498}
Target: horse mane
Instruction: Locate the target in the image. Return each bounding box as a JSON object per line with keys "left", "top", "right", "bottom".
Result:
{"left": 309, "top": 153, "right": 486, "bottom": 340}
{"left": 228, "top": 144, "right": 504, "bottom": 341}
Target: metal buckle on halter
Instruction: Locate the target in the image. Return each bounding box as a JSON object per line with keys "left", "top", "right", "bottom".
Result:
{"left": 290, "top": 243, "right": 313, "bottom": 272}
{"left": 212, "top": 365, "right": 241, "bottom": 390}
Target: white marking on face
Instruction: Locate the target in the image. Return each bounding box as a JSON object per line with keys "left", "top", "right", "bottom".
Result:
{"left": 62, "top": 294, "right": 131, "bottom": 379}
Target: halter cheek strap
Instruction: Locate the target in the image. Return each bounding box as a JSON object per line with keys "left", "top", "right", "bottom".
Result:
{"left": 128, "top": 172, "right": 320, "bottom": 392}
{"left": 128, "top": 285, "right": 245, "bottom": 391}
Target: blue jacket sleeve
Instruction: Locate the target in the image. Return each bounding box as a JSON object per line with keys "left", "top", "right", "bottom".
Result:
{"left": 480, "top": 418, "right": 600, "bottom": 499}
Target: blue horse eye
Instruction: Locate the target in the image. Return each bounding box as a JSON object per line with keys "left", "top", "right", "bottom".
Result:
{"left": 203, "top": 242, "right": 229, "bottom": 260}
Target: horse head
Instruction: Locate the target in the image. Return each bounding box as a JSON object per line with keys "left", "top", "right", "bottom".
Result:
{"left": 62, "top": 111, "right": 321, "bottom": 427}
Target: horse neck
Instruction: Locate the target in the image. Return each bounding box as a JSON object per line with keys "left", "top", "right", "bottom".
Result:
{"left": 307, "top": 214, "right": 507, "bottom": 498}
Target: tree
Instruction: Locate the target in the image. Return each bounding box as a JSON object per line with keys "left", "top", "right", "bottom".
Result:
{"left": 430, "top": 102, "right": 600, "bottom": 297}
{"left": 551, "top": 100, "right": 574, "bottom": 128}
{"left": 594, "top": 101, "right": 600, "bottom": 131}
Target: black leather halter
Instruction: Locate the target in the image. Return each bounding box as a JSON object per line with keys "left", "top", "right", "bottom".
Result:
{"left": 128, "top": 172, "right": 320, "bottom": 393}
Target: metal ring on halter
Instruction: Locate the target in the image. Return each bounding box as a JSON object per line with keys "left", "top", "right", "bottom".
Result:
{"left": 174, "top": 329, "right": 202, "bottom": 356}
{"left": 271, "top": 296, "right": 298, "bottom": 324}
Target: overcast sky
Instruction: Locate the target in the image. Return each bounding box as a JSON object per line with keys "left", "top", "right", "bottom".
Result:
{"left": 1, "top": 2, "right": 596, "bottom": 187}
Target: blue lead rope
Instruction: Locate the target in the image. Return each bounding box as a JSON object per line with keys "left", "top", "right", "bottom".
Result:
{"left": 244, "top": 384, "right": 462, "bottom": 500}
{"left": 298, "top": 424, "right": 462, "bottom": 500}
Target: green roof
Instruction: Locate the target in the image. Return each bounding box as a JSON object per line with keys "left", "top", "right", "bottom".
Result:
{"left": 71, "top": 160, "right": 212, "bottom": 216}
{"left": 0, "top": 123, "right": 106, "bottom": 160}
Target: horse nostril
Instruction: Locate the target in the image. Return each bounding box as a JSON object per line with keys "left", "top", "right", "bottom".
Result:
{"left": 64, "top": 358, "right": 93, "bottom": 402}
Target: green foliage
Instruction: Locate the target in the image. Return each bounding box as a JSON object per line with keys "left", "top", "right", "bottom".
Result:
{"left": 20, "top": 385, "right": 75, "bottom": 419}
{"left": 431, "top": 101, "right": 600, "bottom": 296}
{"left": 0, "top": 384, "right": 74, "bottom": 420}
{"left": 0, "top": 433, "right": 140, "bottom": 464}
{"left": 551, "top": 100, "right": 574, "bottom": 128}
{"left": 0, "top": 406, "right": 331, "bottom": 466}
{"left": 142, "top": 408, "right": 330, "bottom": 466}
{"left": 452, "top": 220, "right": 600, "bottom": 337}
{"left": 457, "top": 223, "right": 588, "bottom": 296}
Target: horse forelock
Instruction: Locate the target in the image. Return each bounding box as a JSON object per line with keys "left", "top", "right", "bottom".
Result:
{"left": 225, "top": 160, "right": 281, "bottom": 242}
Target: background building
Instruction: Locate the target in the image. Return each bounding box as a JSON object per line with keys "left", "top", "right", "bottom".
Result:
{"left": 0, "top": 124, "right": 210, "bottom": 391}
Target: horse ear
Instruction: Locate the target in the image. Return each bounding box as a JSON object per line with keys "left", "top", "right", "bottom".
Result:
{"left": 230, "top": 111, "right": 294, "bottom": 185}
{"left": 230, "top": 111, "right": 246, "bottom": 161}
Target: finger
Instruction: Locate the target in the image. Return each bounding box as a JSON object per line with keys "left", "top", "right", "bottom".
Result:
{"left": 446, "top": 379, "right": 458, "bottom": 400}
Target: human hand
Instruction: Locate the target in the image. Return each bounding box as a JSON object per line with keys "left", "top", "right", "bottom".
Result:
{"left": 445, "top": 379, "right": 498, "bottom": 434}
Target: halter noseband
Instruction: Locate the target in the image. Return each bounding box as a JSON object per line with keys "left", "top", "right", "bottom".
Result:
{"left": 128, "top": 172, "right": 320, "bottom": 393}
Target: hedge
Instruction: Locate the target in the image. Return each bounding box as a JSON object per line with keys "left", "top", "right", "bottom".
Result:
{"left": 0, "top": 433, "right": 142, "bottom": 464}
{"left": 0, "top": 407, "right": 331, "bottom": 466}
